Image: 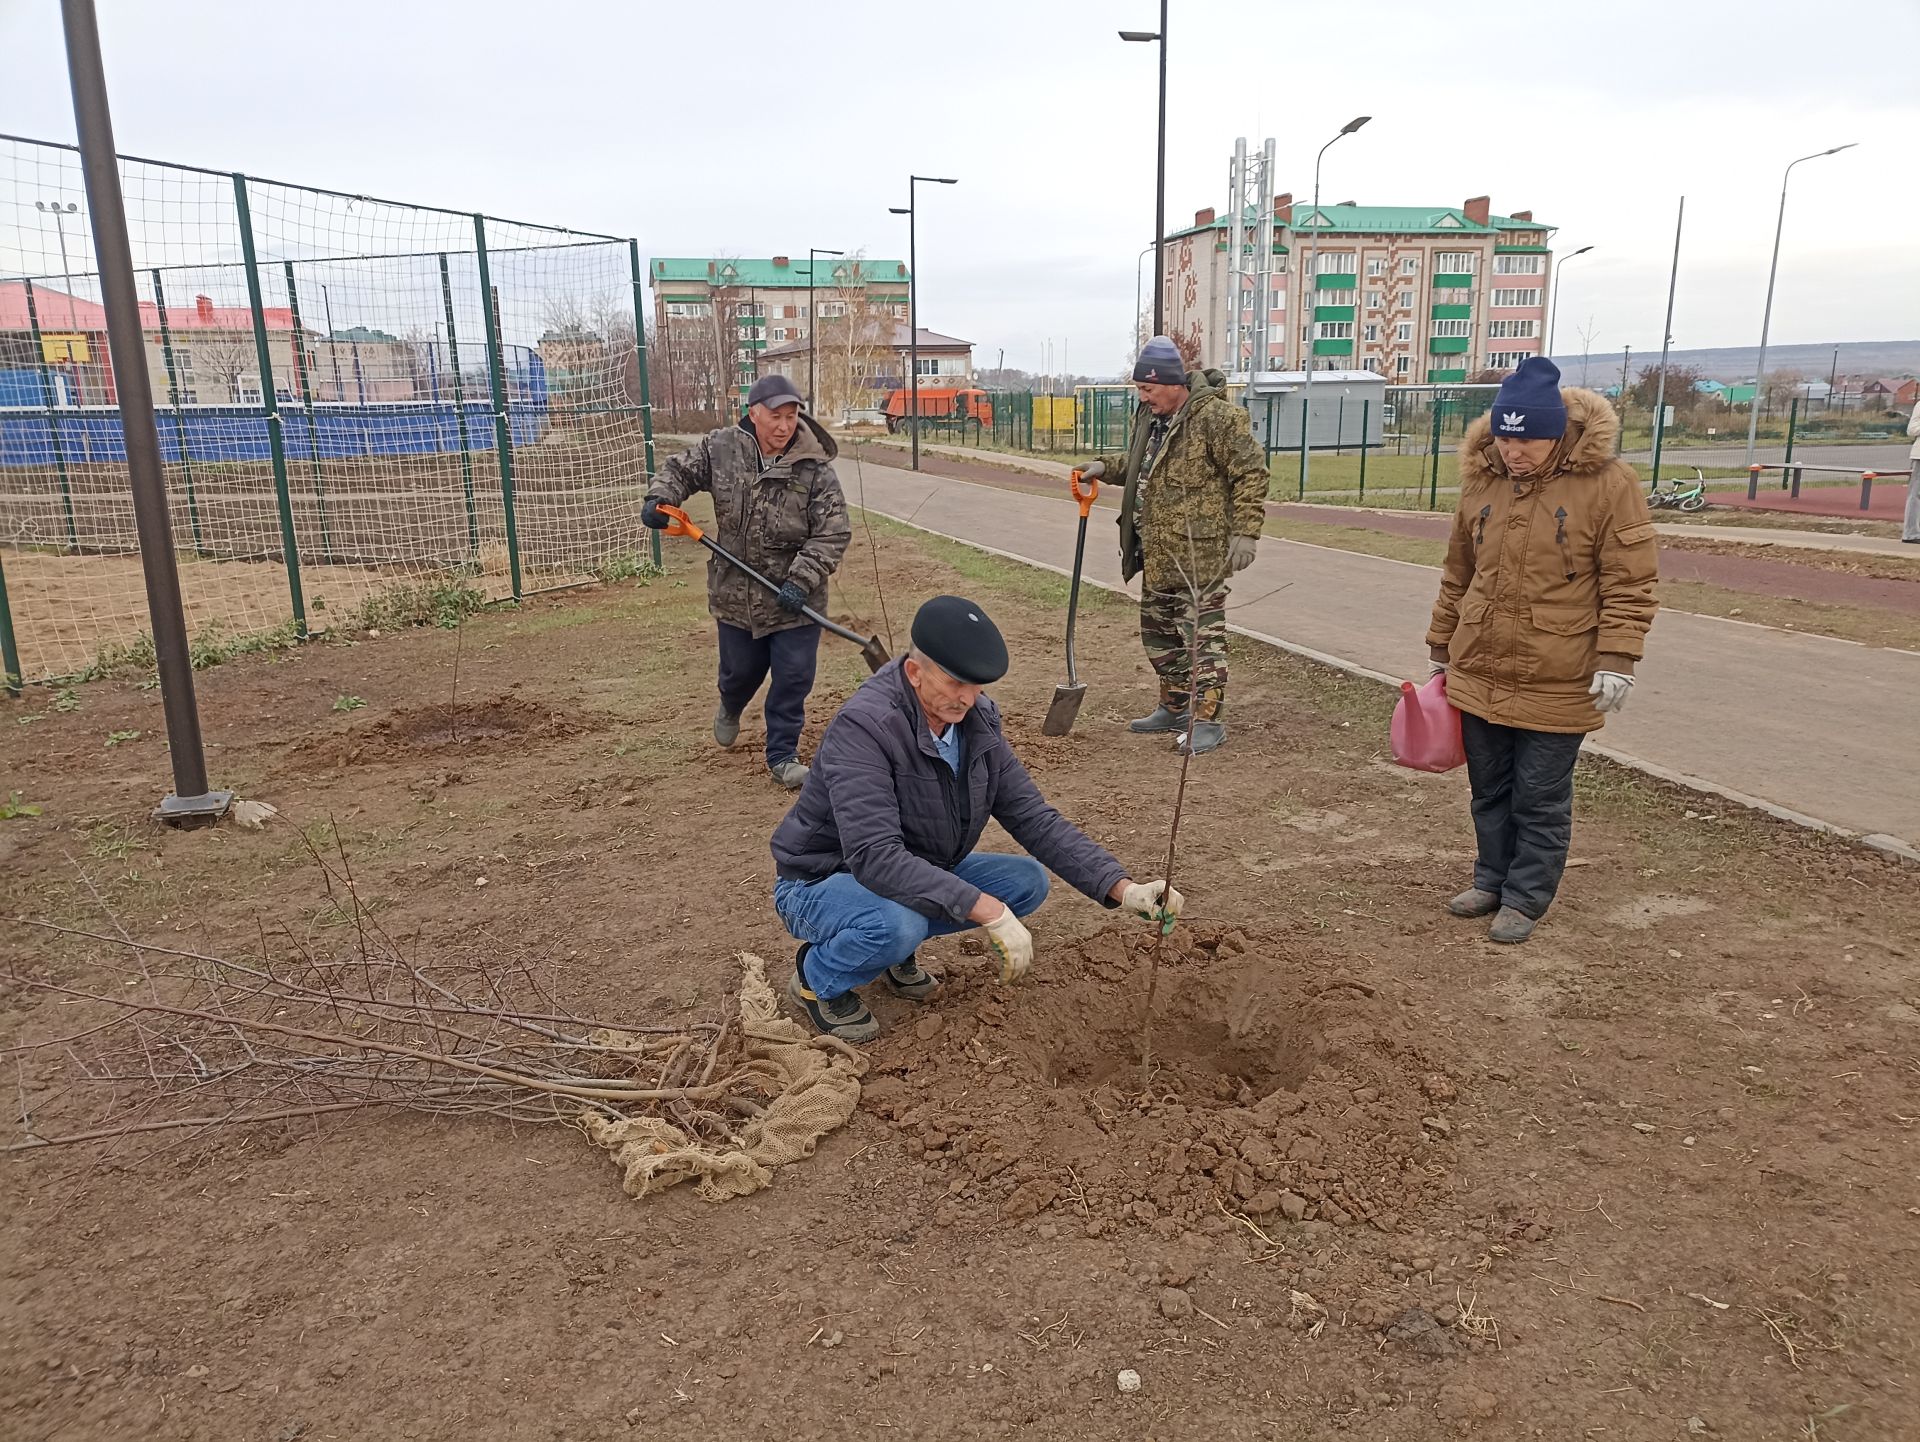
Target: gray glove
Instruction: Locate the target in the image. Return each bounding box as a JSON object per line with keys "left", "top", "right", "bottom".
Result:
{"left": 1227, "top": 535, "right": 1257, "bottom": 573}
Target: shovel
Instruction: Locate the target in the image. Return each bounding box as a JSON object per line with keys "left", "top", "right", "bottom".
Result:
{"left": 1041, "top": 460, "right": 1104, "bottom": 736}
{"left": 656, "top": 504, "right": 890, "bottom": 673}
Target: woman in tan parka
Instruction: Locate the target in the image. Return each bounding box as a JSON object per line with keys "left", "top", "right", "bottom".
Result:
{"left": 1425, "top": 357, "right": 1659, "bottom": 943}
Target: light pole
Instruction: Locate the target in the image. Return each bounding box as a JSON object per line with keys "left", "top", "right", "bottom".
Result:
{"left": 320, "top": 282, "right": 343, "bottom": 402}
{"left": 35, "top": 199, "right": 83, "bottom": 336}
{"left": 1119, "top": 10, "right": 1167, "bottom": 335}
{"left": 889, "top": 174, "right": 957, "bottom": 471}
{"left": 805, "top": 246, "right": 843, "bottom": 411}
{"left": 1743, "top": 142, "right": 1856, "bottom": 472}
{"left": 1132, "top": 241, "right": 1155, "bottom": 354}
{"left": 1300, "top": 116, "right": 1369, "bottom": 498}
{"left": 1546, "top": 244, "right": 1592, "bottom": 358}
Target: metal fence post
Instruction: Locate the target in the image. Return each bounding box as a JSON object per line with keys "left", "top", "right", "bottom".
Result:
{"left": 1335, "top": 393, "right": 1346, "bottom": 456}
{"left": 1358, "top": 399, "right": 1368, "bottom": 502}
{"left": 1428, "top": 402, "right": 1443, "bottom": 510}
{"left": 150, "top": 269, "right": 204, "bottom": 557}
{"left": 1783, "top": 396, "right": 1799, "bottom": 470}
{"left": 0, "top": 550, "right": 21, "bottom": 695}
{"left": 472, "top": 214, "right": 522, "bottom": 600}
{"left": 281, "top": 261, "right": 333, "bottom": 563}
{"left": 436, "top": 254, "right": 480, "bottom": 561}
{"left": 21, "top": 280, "right": 80, "bottom": 551}
{"left": 232, "top": 173, "right": 306, "bottom": 637}
{"left": 627, "top": 240, "right": 661, "bottom": 570}
{"left": 1297, "top": 397, "right": 1308, "bottom": 501}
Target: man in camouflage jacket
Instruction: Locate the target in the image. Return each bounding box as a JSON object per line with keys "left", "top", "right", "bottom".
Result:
{"left": 1091, "top": 337, "right": 1270, "bottom": 754}
{"left": 644, "top": 374, "right": 852, "bottom": 788}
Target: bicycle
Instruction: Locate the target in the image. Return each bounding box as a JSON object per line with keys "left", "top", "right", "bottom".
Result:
{"left": 1648, "top": 466, "right": 1708, "bottom": 512}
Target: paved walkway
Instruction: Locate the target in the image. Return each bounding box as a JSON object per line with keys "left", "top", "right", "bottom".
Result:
{"left": 847, "top": 455, "right": 1920, "bottom": 857}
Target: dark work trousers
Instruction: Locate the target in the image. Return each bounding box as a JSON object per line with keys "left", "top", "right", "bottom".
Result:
{"left": 716, "top": 620, "right": 821, "bottom": 766}
{"left": 1459, "top": 712, "right": 1585, "bottom": 920}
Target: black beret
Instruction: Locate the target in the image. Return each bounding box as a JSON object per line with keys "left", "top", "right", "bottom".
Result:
{"left": 910, "top": 595, "right": 1008, "bottom": 684}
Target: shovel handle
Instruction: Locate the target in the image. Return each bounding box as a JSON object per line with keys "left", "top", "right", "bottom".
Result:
{"left": 1069, "top": 467, "right": 1101, "bottom": 517}
{"left": 656, "top": 503, "right": 703, "bottom": 541}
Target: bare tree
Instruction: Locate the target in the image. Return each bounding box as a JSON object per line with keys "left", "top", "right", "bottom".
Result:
{"left": 193, "top": 330, "right": 255, "bottom": 404}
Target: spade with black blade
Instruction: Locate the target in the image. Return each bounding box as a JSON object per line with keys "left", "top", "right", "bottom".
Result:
{"left": 656, "top": 504, "right": 890, "bottom": 673}
{"left": 1041, "top": 460, "right": 1104, "bottom": 735}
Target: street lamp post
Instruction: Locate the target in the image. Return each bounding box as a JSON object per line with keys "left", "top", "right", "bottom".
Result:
{"left": 1299, "top": 116, "right": 1370, "bottom": 499}
{"left": 1546, "top": 244, "right": 1593, "bottom": 358}
{"left": 889, "top": 174, "right": 957, "bottom": 472}
{"left": 36, "top": 199, "right": 83, "bottom": 336}
{"left": 320, "top": 282, "right": 343, "bottom": 402}
{"left": 805, "top": 246, "right": 844, "bottom": 412}
{"left": 1743, "top": 142, "right": 1856, "bottom": 472}
{"left": 1119, "top": 7, "right": 1168, "bottom": 336}
{"left": 1133, "top": 241, "right": 1155, "bottom": 354}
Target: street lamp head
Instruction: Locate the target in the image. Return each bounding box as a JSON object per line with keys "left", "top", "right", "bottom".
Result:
{"left": 1825, "top": 143, "right": 1858, "bottom": 156}
{"left": 36, "top": 200, "right": 79, "bottom": 214}
{"left": 813, "top": 247, "right": 845, "bottom": 257}
{"left": 1571, "top": 245, "right": 1594, "bottom": 257}
{"left": 1118, "top": 29, "right": 1161, "bottom": 40}
{"left": 1340, "top": 115, "right": 1371, "bottom": 134}
{"left": 926, "top": 177, "right": 958, "bottom": 186}
{"left": 889, "top": 207, "right": 910, "bottom": 215}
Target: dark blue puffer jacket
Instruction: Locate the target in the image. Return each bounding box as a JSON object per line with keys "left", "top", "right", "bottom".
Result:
{"left": 770, "top": 659, "right": 1128, "bottom": 922}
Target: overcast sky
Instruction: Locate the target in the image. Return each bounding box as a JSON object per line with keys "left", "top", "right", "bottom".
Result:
{"left": 5, "top": 0, "right": 1917, "bottom": 377}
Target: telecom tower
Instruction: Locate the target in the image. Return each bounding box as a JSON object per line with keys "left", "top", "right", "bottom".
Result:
{"left": 1222, "top": 137, "right": 1277, "bottom": 376}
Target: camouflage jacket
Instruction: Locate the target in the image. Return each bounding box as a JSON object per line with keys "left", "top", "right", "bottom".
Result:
{"left": 647, "top": 414, "right": 852, "bottom": 638}
{"left": 1097, "top": 369, "right": 1269, "bottom": 592}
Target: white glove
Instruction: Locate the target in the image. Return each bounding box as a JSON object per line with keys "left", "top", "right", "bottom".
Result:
{"left": 1119, "top": 879, "right": 1185, "bottom": 923}
{"left": 1227, "top": 535, "right": 1258, "bottom": 573}
{"left": 1426, "top": 661, "right": 1447, "bottom": 679}
{"left": 983, "top": 907, "right": 1034, "bottom": 984}
{"left": 1588, "top": 671, "right": 1635, "bottom": 714}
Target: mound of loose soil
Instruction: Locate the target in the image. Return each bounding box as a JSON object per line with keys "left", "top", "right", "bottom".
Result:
{"left": 861, "top": 922, "right": 1457, "bottom": 1241}
{"left": 304, "top": 695, "right": 590, "bottom": 767}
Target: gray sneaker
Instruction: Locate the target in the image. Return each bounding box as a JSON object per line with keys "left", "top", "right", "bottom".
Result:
{"left": 1489, "top": 906, "right": 1538, "bottom": 944}
{"left": 1448, "top": 887, "right": 1501, "bottom": 918}
{"left": 713, "top": 705, "right": 741, "bottom": 748}
{"left": 883, "top": 955, "right": 940, "bottom": 1001}
{"left": 769, "top": 757, "right": 810, "bottom": 790}
{"left": 1175, "top": 719, "right": 1226, "bottom": 755}
{"left": 787, "top": 954, "right": 880, "bottom": 1043}
{"left": 1129, "top": 704, "right": 1190, "bottom": 734}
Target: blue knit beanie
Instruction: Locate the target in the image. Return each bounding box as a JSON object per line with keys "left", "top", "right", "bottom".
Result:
{"left": 1133, "top": 335, "right": 1184, "bottom": 384}
{"left": 1490, "top": 357, "right": 1567, "bottom": 439}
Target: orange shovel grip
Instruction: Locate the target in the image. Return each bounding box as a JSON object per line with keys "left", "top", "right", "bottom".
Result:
{"left": 1069, "top": 470, "right": 1100, "bottom": 517}
{"left": 657, "top": 502, "right": 703, "bottom": 541}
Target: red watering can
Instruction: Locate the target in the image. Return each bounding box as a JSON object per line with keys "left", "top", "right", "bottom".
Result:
{"left": 1391, "top": 671, "right": 1465, "bottom": 773}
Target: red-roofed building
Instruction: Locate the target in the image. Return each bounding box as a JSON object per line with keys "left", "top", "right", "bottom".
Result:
{"left": 0, "top": 280, "right": 303, "bottom": 407}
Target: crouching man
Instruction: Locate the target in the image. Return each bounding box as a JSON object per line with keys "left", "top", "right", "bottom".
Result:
{"left": 769, "top": 594, "right": 1183, "bottom": 1041}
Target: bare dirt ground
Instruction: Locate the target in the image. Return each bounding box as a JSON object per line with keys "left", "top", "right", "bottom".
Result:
{"left": 3, "top": 515, "right": 1917, "bottom": 1441}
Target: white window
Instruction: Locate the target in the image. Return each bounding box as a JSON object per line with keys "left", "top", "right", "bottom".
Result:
{"left": 1271, "top": 290, "right": 1287, "bottom": 311}
{"left": 1362, "top": 323, "right": 1379, "bottom": 342}
{"left": 1435, "top": 252, "right": 1476, "bottom": 273}
{"left": 1397, "top": 290, "right": 1414, "bottom": 309}
{"left": 1366, "top": 257, "right": 1385, "bottom": 277}
{"left": 1488, "top": 319, "right": 1537, "bottom": 338}
{"left": 1492, "top": 288, "right": 1542, "bottom": 308}
{"left": 1365, "top": 290, "right": 1382, "bottom": 309}
{"left": 665, "top": 301, "right": 711, "bottom": 318}
{"left": 1315, "top": 251, "right": 1357, "bottom": 275}
{"left": 1395, "top": 322, "right": 1413, "bottom": 343}
{"left": 1431, "top": 319, "right": 1471, "bottom": 338}
{"left": 1494, "top": 254, "right": 1543, "bottom": 274}
{"left": 818, "top": 301, "right": 847, "bottom": 318}
{"left": 1400, "top": 255, "right": 1420, "bottom": 275}
{"left": 1314, "top": 321, "right": 1354, "bottom": 339}
{"left": 1395, "top": 355, "right": 1411, "bottom": 375}
{"left": 1487, "top": 351, "right": 1531, "bottom": 370}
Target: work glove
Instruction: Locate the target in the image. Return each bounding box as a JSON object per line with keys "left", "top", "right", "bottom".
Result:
{"left": 1427, "top": 644, "right": 1449, "bottom": 679}
{"left": 983, "top": 907, "right": 1034, "bottom": 984}
{"left": 1227, "top": 535, "right": 1258, "bottom": 573}
{"left": 774, "top": 580, "right": 809, "bottom": 614}
{"left": 1588, "top": 671, "right": 1635, "bottom": 714}
{"left": 1119, "top": 880, "right": 1185, "bottom": 924}
{"left": 641, "top": 497, "right": 669, "bottom": 529}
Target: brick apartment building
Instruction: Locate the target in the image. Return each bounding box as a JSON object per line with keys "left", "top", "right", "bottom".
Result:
{"left": 1162, "top": 195, "right": 1554, "bottom": 382}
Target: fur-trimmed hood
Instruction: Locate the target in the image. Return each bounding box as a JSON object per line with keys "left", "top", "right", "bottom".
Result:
{"left": 1460, "top": 387, "right": 1619, "bottom": 485}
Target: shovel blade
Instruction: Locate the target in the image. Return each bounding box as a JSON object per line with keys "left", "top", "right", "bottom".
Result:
{"left": 1041, "top": 682, "right": 1087, "bottom": 736}
{"left": 860, "top": 637, "right": 891, "bottom": 674}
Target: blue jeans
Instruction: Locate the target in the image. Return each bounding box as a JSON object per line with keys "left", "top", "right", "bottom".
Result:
{"left": 774, "top": 853, "right": 1051, "bottom": 999}
{"left": 716, "top": 620, "right": 820, "bottom": 765}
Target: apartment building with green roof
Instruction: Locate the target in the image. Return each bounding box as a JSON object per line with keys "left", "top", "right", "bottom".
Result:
{"left": 1161, "top": 194, "right": 1554, "bottom": 384}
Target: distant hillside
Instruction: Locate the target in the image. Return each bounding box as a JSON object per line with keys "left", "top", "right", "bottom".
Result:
{"left": 1549, "top": 339, "right": 1920, "bottom": 385}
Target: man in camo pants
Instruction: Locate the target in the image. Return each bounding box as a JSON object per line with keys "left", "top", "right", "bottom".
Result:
{"left": 1091, "top": 337, "right": 1270, "bottom": 754}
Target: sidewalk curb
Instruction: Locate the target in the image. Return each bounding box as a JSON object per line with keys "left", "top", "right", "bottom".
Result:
{"left": 865, "top": 504, "right": 1920, "bottom": 869}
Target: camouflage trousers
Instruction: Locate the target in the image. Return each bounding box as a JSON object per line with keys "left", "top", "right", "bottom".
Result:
{"left": 1139, "top": 583, "right": 1229, "bottom": 721}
